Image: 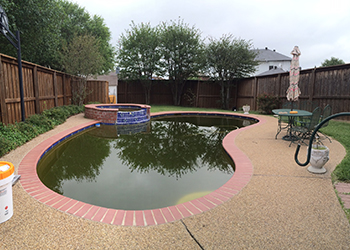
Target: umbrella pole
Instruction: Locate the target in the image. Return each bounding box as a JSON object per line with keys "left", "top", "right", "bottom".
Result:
{"left": 291, "top": 101, "right": 293, "bottom": 111}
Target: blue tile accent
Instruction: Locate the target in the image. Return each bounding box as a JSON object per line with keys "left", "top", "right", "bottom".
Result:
{"left": 38, "top": 124, "right": 97, "bottom": 161}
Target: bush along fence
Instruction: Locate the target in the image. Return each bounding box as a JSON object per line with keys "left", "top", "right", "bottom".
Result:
{"left": 0, "top": 105, "right": 84, "bottom": 157}
{"left": 0, "top": 53, "right": 108, "bottom": 124}
{"left": 118, "top": 64, "right": 350, "bottom": 120}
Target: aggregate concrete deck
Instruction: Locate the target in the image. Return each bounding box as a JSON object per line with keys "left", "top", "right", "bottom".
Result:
{"left": 1, "top": 112, "right": 350, "bottom": 249}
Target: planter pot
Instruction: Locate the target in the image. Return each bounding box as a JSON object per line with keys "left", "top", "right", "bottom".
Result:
{"left": 307, "top": 145, "right": 329, "bottom": 174}
{"left": 243, "top": 105, "right": 250, "bottom": 115}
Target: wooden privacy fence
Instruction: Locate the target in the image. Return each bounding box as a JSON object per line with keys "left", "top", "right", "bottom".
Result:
{"left": 118, "top": 64, "right": 350, "bottom": 120}
{"left": 118, "top": 80, "right": 225, "bottom": 108}
{"left": 2, "top": 51, "right": 349, "bottom": 124}
{"left": 237, "top": 64, "right": 350, "bottom": 119}
{"left": 0, "top": 53, "right": 108, "bottom": 124}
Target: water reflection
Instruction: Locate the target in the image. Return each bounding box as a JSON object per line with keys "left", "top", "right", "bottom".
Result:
{"left": 37, "top": 115, "right": 251, "bottom": 209}
{"left": 37, "top": 132, "right": 110, "bottom": 194}
{"left": 114, "top": 118, "right": 235, "bottom": 179}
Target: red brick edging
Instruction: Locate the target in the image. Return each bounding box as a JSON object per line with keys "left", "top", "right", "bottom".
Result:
{"left": 18, "top": 112, "right": 265, "bottom": 226}
{"left": 335, "top": 183, "right": 350, "bottom": 209}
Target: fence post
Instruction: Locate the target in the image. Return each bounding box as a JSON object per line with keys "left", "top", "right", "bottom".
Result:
{"left": 277, "top": 73, "right": 281, "bottom": 98}
{"left": 53, "top": 72, "right": 58, "bottom": 107}
{"left": 62, "top": 74, "right": 67, "bottom": 105}
{"left": 125, "top": 81, "right": 128, "bottom": 102}
{"left": 252, "top": 77, "right": 258, "bottom": 110}
{"left": 309, "top": 67, "right": 316, "bottom": 103}
{"left": 0, "top": 55, "right": 8, "bottom": 124}
{"left": 196, "top": 80, "right": 200, "bottom": 107}
{"left": 33, "top": 65, "right": 40, "bottom": 113}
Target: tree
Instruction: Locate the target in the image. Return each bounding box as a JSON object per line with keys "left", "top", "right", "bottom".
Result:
{"left": 206, "top": 34, "right": 258, "bottom": 109}
{"left": 63, "top": 34, "right": 104, "bottom": 106}
{"left": 58, "top": 0, "right": 116, "bottom": 73}
{"left": 0, "top": 0, "right": 115, "bottom": 73}
{"left": 117, "top": 21, "right": 163, "bottom": 104}
{"left": 159, "top": 19, "right": 205, "bottom": 106}
{"left": 0, "top": 0, "right": 63, "bottom": 69}
{"left": 321, "top": 57, "right": 345, "bottom": 67}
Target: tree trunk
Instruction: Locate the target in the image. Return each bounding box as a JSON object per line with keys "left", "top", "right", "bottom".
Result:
{"left": 170, "top": 80, "right": 186, "bottom": 106}
{"left": 220, "top": 81, "right": 226, "bottom": 109}
{"left": 169, "top": 80, "right": 178, "bottom": 105}
{"left": 141, "top": 80, "right": 152, "bottom": 104}
{"left": 73, "top": 78, "right": 88, "bottom": 106}
{"left": 176, "top": 80, "right": 186, "bottom": 106}
{"left": 225, "top": 85, "right": 230, "bottom": 110}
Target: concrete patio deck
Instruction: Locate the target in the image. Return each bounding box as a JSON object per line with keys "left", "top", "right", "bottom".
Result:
{"left": 1, "top": 112, "right": 350, "bottom": 249}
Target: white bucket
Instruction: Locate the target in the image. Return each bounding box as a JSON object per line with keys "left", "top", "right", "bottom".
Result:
{"left": 0, "top": 161, "right": 15, "bottom": 224}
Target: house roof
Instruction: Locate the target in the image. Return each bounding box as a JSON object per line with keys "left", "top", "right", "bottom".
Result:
{"left": 256, "top": 67, "right": 288, "bottom": 76}
{"left": 88, "top": 71, "right": 118, "bottom": 86}
{"left": 253, "top": 47, "right": 292, "bottom": 62}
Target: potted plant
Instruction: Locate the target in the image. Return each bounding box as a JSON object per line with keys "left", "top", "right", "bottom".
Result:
{"left": 242, "top": 104, "right": 250, "bottom": 115}
{"left": 308, "top": 137, "right": 329, "bottom": 174}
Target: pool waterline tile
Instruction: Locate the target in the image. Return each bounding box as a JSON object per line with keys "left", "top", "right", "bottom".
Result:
{"left": 18, "top": 112, "right": 264, "bottom": 226}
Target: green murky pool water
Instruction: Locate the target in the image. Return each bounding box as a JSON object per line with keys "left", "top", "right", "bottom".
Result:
{"left": 37, "top": 115, "right": 253, "bottom": 210}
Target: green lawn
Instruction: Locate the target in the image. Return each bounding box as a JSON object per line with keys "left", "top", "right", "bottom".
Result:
{"left": 150, "top": 105, "right": 260, "bottom": 114}
{"left": 150, "top": 105, "right": 235, "bottom": 113}
{"left": 320, "top": 120, "right": 350, "bottom": 182}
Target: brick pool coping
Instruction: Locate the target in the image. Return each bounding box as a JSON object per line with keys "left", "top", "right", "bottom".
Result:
{"left": 18, "top": 111, "right": 265, "bottom": 226}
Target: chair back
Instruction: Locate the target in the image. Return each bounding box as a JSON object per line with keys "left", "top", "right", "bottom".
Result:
{"left": 320, "top": 105, "right": 332, "bottom": 128}
{"left": 307, "top": 107, "right": 322, "bottom": 131}
{"left": 300, "top": 100, "right": 319, "bottom": 112}
{"left": 282, "top": 102, "right": 292, "bottom": 109}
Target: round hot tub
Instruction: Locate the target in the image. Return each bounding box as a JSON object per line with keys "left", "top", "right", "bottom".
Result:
{"left": 85, "top": 104, "right": 151, "bottom": 125}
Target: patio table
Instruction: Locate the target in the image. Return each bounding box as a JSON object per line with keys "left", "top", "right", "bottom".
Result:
{"left": 272, "top": 109, "right": 312, "bottom": 142}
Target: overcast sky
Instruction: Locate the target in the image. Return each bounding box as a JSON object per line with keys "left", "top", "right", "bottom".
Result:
{"left": 72, "top": 0, "right": 350, "bottom": 70}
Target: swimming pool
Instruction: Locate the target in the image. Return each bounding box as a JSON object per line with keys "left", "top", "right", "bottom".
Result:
{"left": 37, "top": 115, "right": 250, "bottom": 210}
{"left": 19, "top": 111, "right": 261, "bottom": 226}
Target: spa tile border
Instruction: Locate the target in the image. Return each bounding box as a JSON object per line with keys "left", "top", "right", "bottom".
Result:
{"left": 18, "top": 112, "right": 265, "bottom": 226}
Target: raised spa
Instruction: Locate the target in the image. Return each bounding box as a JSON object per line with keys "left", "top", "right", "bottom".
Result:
{"left": 85, "top": 104, "right": 151, "bottom": 125}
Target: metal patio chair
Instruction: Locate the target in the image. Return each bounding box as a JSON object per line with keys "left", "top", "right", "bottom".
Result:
{"left": 291, "top": 107, "right": 322, "bottom": 146}
{"left": 317, "top": 105, "right": 332, "bottom": 143}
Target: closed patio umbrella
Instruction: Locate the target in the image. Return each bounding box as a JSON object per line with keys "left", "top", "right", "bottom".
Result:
{"left": 287, "top": 46, "right": 301, "bottom": 109}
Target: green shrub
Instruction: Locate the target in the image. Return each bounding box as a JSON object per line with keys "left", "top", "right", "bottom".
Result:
{"left": 0, "top": 137, "right": 13, "bottom": 156}
{"left": 65, "top": 104, "right": 84, "bottom": 115}
{"left": 42, "top": 107, "right": 69, "bottom": 126}
{"left": 0, "top": 105, "right": 84, "bottom": 158}
{"left": 26, "top": 114, "right": 54, "bottom": 133}
{"left": 0, "top": 123, "right": 27, "bottom": 147}
{"left": 16, "top": 122, "right": 40, "bottom": 141}
{"left": 257, "top": 93, "right": 280, "bottom": 114}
